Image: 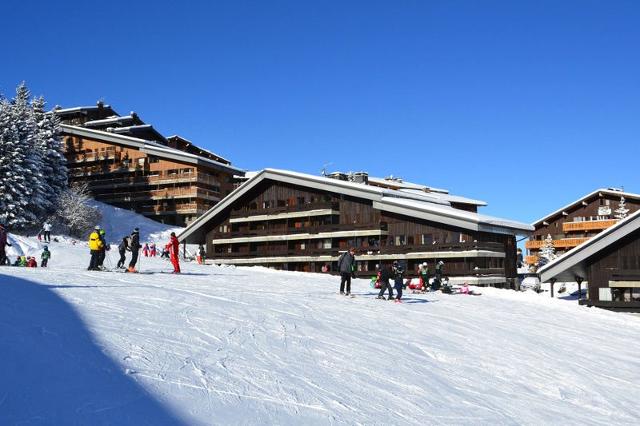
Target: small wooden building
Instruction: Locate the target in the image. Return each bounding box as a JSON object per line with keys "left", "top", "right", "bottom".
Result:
{"left": 539, "top": 210, "right": 640, "bottom": 311}
{"left": 526, "top": 189, "right": 640, "bottom": 265}
{"left": 179, "top": 169, "right": 533, "bottom": 286}
{"left": 54, "top": 103, "right": 244, "bottom": 226}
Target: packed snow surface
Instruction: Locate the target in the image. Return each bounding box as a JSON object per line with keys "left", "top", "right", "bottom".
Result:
{"left": 1, "top": 236, "right": 640, "bottom": 425}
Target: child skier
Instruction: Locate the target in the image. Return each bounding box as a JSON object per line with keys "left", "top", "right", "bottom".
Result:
{"left": 117, "top": 236, "right": 129, "bottom": 269}
{"left": 392, "top": 261, "right": 404, "bottom": 303}
{"left": 41, "top": 246, "right": 51, "bottom": 267}
{"left": 197, "top": 244, "right": 206, "bottom": 264}
{"left": 376, "top": 263, "right": 394, "bottom": 300}
{"left": 149, "top": 242, "right": 157, "bottom": 257}
{"left": 26, "top": 256, "right": 37, "bottom": 268}
{"left": 143, "top": 243, "right": 150, "bottom": 257}
{"left": 419, "top": 262, "right": 429, "bottom": 292}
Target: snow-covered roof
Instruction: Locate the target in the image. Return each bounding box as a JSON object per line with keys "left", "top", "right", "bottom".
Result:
{"left": 167, "top": 135, "right": 231, "bottom": 165}
{"left": 52, "top": 105, "right": 118, "bottom": 116}
{"left": 531, "top": 188, "right": 640, "bottom": 227}
{"left": 60, "top": 125, "right": 244, "bottom": 175}
{"left": 84, "top": 115, "right": 141, "bottom": 127}
{"left": 366, "top": 176, "right": 449, "bottom": 194}
{"left": 179, "top": 168, "right": 533, "bottom": 243}
{"left": 538, "top": 209, "right": 640, "bottom": 283}
{"left": 396, "top": 188, "right": 487, "bottom": 207}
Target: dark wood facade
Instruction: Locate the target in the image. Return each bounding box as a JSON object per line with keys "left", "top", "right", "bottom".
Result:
{"left": 526, "top": 190, "right": 640, "bottom": 265}
{"left": 581, "top": 230, "right": 640, "bottom": 309}
{"left": 187, "top": 176, "right": 524, "bottom": 286}
{"left": 55, "top": 104, "right": 243, "bottom": 226}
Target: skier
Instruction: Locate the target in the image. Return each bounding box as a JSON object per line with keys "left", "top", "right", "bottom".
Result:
{"left": 96, "top": 229, "right": 109, "bottom": 270}
{"left": 376, "top": 263, "right": 394, "bottom": 300}
{"left": 419, "top": 262, "right": 430, "bottom": 291}
{"left": 392, "top": 261, "right": 405, "bottom": 303}
{"left": 13, "top": 256, "right": 24, "bottom": 267}
{"left": 117, "top": 235, "right": 130, "bottom": 269}
{"left": 167, "top": 232, "right": 180, "bottom": 273}
{"left": 149, "top": 242, "right": 157, "bottom": 257}
{"left": 41, "top": 246, "right": 51, "bottom": 267}
{"left": 0, "top": 223, "right": 12, "bottom": 266}
{"left": 42, "top": 221, "right": 52, "bottom": 243}
{"left": 128, "top": 228, "right": 141, "bottom": 273}
{"left": 337, "top": 247, "right": 356, "bottom": 295}
{"left": 432, "top": 260, "right": 444, "bottom": 291}
{"left": 143, "top": 243, "right": 150, "bottom": 257}
{"left": 197, "top": 244, "right": 206, "bottom": 264}
{"left": 88, "top": 226, "right": 104, "bottom": 271}
{"left": 26, "top": 256, "right": 37, "bottom": 267}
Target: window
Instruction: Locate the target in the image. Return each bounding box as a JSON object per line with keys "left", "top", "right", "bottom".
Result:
{"left": 422, "top": 234, "right": 433, "bottom": 245}
{"left": 599, "top": 288, "right": 612, "bottom": 301}
{"left": 395, "top": 235, "right": 406, "bottom": 246}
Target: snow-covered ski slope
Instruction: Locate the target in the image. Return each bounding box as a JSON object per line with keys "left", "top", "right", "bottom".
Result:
{"left": 1, "top": 237, "right": 640, "bottom": 425}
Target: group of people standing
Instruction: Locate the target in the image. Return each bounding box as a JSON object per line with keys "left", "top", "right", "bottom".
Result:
{"left": 337, "top": 248, "right": 447, "bottom": 303}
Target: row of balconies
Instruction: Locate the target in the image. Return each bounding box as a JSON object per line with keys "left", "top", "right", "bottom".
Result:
{"left": 229, "top": 201, "right": 340, "bottom": 218}
{"left": 562, "top": 219, "right": 618, "bottom": 232}
{"left": 525, "top": 237, "right": 589, "bottom": 250}
{"left": 98, "top": 187, "right": 220, "bottom": 203}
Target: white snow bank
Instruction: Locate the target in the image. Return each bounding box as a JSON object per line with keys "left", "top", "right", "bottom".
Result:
{"left": 1, "top": 236, "right": 639, "bottom": 425}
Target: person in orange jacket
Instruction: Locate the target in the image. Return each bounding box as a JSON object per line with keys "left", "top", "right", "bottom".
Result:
{"left": 167, "top": 232, "right": 180, "bottom": 274}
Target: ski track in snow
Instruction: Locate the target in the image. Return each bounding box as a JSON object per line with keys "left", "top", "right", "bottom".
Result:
{"left": 1, "top": 235, "right": 640, "bottom": 425}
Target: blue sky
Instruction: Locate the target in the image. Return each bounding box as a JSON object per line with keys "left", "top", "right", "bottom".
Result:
{"left": 2, "top": 0, "right": 639, "bottom": 224}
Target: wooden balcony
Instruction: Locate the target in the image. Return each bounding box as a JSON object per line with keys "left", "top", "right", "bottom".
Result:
{"left": 525, "top": 255, "right": 538, "bottom": 265}
{"left": 562, "top": 219, "right": 618, "bottom": 232}
{"left": 525, "top": 237, "right": 589, "bottom": 250}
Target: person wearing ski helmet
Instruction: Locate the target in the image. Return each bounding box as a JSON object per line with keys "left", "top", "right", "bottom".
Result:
{"left": 88, "top": 226, "right": 104, "bottom": 271}
{"left": 419, "top": 262, "right": 429, "bottom": 291}
{"left": 128, "top": 228, "right": 141, "bottom": 273}
{"left": 392, "top": 260, "right": 405, "bottom": 302}
{"left": 41, "top": 245, "right": 51, "bottom": 267}
{"left": 376, "top": 262, "right": 394, "bottom": 300}
{"left": 117, "top": 235, "right": 130, "bottom": 269}
{"left": 96, "top": 229, "right": 109, "bottom": 269}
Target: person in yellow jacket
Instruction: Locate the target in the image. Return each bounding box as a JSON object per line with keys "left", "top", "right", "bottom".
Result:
{"left": 88, "top": 225, "right": 104, "bottom": 271}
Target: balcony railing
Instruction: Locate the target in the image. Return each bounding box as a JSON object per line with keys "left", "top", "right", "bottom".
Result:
{"left": 220, "top": 222, "right": 388, "bottom": 239}
{"left": 562, "top": 219, "right": 618, "bottom": 232}
{"left": 525, "top": 237, "right": 589, "bottom": 249}
{"left": 525, "top": 255, "right": 538, "bottom": 265}
{"left": 229, "top": 201, "right": 340, "bottom": 218}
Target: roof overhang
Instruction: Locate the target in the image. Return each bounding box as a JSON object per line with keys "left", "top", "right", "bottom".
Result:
{"left": 60, "top": 124, "right": 244, "bottom": 175}
{"left": 179, "top": 169, "right": 533, "bottom": 244}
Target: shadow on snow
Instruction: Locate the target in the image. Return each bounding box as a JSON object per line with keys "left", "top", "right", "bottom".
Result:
{"left": 0, "top": 274, "right": 185, "bottom": 425}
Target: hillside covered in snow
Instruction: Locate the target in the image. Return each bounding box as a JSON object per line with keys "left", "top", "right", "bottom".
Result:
{"left": 1, "top": 233, "right": 640, "bottom": 425}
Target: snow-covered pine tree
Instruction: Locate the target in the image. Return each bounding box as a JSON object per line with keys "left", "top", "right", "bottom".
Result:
{"left": 0, "top": 92, "right": 37, "bottom": 228}
{"left": 10, "top": 83, "right": 48, "bottom": 222}
{"left": 33, "top": 96, "right": 67, "bottom": 212}
{"left": 614, "top": 196, "right": 630, "bottom": 220}
{"left": 537, "top": 234, "right": 557, "bottom": 267}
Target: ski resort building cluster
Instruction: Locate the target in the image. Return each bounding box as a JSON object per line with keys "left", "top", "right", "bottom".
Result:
{"left": 525, "top": 189, "right": 640, "bottom": 265}
{"left": 54, "top": 102, "right": 245, "bottom": 226}
{"left": 179, "top": 169, "right": 534, "bottom": 287}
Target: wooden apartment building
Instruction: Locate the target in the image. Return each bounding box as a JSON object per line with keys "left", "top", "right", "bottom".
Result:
{"left": 539, "top": 210, "right": 640, "bottom": 311}
{"left": 526, "top": 189, "right": 640, "bottom": 265}
{"left": 54, "top": 102, "right": 244, "bottom": 226}
{"left": 179, "top": 169, "right": 533, "bottom": 286}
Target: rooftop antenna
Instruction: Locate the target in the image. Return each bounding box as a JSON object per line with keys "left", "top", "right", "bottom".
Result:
{"left": 321, "top": 162, "right": 333, "bottom": 176}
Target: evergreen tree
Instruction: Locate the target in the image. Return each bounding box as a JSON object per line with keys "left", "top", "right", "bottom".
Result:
{"left": 33, "top": 96, "right": 68, "bottom": 211}
{"left": 614, "top": 196, "right": 630, "bottom": 220}
{"left": 0, "top": 94, "right": 35, "bottom": 227}
{"left": 537, "top": 234, "right": 556, "bottom": 267}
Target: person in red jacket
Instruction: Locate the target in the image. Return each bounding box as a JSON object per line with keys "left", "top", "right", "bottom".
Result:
{"left": 167, "top": 232, "right": 180, "bottom": 274}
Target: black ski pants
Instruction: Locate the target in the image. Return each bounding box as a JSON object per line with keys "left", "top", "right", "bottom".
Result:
{"left": 41, "top": 259, "right": 48, "bottom": 268}
{"left": 339, "top": 272, "right": 352, "bottom": 294}
{"left": 88, "top": 250, "right": 100, "bottom": 270}
{"left": 394, "top": 280, "right": 403, "bottom": 300}
{"left": 377, "top": 279, "right": 394, "bottom": 298}
{"left": 97, "top": 249, "right": 106, "bottom": 267}
{"left": 43, "top": 231, "right": 50, "bottom": 242}
{"left": 117, "top": 250, "right": 127, "bottom": 268}
{"left": 129, "top": 249, "right": 139, "bottom": 269}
